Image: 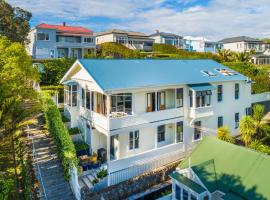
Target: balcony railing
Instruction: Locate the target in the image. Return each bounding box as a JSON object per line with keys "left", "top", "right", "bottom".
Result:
{"left": 189, "top": 106, "right": 214, "bottom": 119}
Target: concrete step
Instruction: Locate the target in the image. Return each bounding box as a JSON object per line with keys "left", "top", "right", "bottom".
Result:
{"left": 82, "top": 177, "right": 93, "bottom": 189}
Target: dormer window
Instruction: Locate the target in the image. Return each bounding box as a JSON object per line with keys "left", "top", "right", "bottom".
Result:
{"left": 215, "top": 68, "right": 237, "bottom": 76}
{"left": 201, "top": 70, "right": 216, "bottom": 77}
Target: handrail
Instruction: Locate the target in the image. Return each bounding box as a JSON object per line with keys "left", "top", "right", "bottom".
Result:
{"left": 27, "top": 125, "right": 48, "bottom": 200}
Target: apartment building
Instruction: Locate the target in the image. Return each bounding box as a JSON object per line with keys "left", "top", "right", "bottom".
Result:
{"left": 150, "top": 30, "right": 186, "bottom": 49}
{"left": 26, "top": 23, "right": 96, "bottom": 59}
{"left": 219, "top": 36, "right": 270, "bottom": 53}
{"left": 95, "top": 29, "right": 154, "bottom": 51}
{"left": 184, "top": 36, "right": 222, "bottom": 53}
{"left": 60, "top": 59, "right": 265, "bottom": 188}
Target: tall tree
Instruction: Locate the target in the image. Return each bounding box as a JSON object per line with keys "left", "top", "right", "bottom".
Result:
{"left": 0, "top": 0, "right": 32, "bottom": 43}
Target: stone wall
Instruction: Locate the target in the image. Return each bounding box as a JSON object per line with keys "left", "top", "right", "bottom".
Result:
{"left": 81, "top": 161, "right": 180, "bottom": 200}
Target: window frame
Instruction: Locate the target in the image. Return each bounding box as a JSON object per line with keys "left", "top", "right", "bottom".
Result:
{"left": 157, "top": 125, "right": 166, "bottom": 143}
{"left": 218, "top": 116, "right": 223, "bottom": 128}
{"left": 194, "top": 121, "right": 202, "bottom": 141}
{"left": 176, "top": 88, "right": 183, "bottom": 108}
{"left": 129, "top": 130, "right": 139, "bottom": 150}
{"left": 217, "top": 85, "right": 223, "bottom": 102}
{"left": 176, "top": 121, "right": 184, "bottom": 143}
{"left": 235, "top": 113, "right": 240, "bottom": 129}
{"left": 37, "top": 32, "right": 50, "bottom": 41}
{"left": 235, "top": 83, "right": 240, "bottom": 100}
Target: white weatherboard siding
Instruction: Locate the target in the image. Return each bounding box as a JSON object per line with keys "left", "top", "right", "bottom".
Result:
{"left": 61, "top": 59, "right": 266, "bottom": 187}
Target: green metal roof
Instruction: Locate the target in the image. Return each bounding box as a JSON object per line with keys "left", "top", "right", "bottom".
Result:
{"left": 169, "top": 171, "right": 206, "bottom": 194}
{"left": 179, "top": 137, "right": 270, "bottom": 200}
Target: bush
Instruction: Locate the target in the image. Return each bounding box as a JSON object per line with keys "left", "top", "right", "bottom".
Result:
{"left": 0, "top": 179, "right": 14, "bottom": 200}
{"left": 74, "top": 142, "right": 89, "bottom": 152}
{"left": 96, "top": 168, "right": 108, "bottom": 179}
{"left": 68, "top": 127, "right": 80, "bottom": 135}
{"left": 41, "top": 92, "right": 78, "bottom": 180}
{"left": 61, "top": 114, "right": 70, "bottom": 123}
{"left": 217, "top": 126, "right": 235, "bottom": 143}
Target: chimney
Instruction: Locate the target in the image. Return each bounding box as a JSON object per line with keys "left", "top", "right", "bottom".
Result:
{"left": 63, "top": 22, "right": 66, "bottom": 26}
{"left": 156, "top": 29, "right": 159, "bottom": 33}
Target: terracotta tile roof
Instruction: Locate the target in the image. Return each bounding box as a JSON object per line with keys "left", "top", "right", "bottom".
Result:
{"left": 37, "top": 23, "right": 93, "bottom": 36}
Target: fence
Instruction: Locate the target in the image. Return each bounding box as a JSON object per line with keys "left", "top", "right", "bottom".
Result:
{"left": 110, "top": 149, "right": 186, "bottom": 185}
{"left": 69, "top": 167, "right": 81, "bottom": 200}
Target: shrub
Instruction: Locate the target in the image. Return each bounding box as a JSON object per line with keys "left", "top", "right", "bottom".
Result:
{"left": 74, "top": 142, "right": 89, "bottom": 152}
{"left": 217, "top": 126, "right": 235, "bottom": 143}
{"left": 41, "top": 92, "right": 78, "bottom": 180}
{"left": 68, "top": 127, "right": 80, "bottom": 135}
{"left": 96, "top": 168, "right": 108, "bottom": 179}
{"left": 61, "top": 114, "right": 70, "bottom": 123}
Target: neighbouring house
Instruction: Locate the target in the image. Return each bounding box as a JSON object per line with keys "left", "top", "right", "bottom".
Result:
{"left": 184, "top": 36, "right": 222, "bottom": 53}
{"left": 170, "top": 136, "right": 270, "bottom": 200}
{"left": 219, "top": 36, "right": 270, "bottom": 53}
{"left": 95, "top": 29, "right": 154, "bottom": 51}
{"left": 251, "top": 49, "right": 270, "bottom": 65}
{"left": 150, "top": 30, "right": 186, "bottom": 49}
{"left": 26, "top": 22, "right": 96, "bottom": 59}
{"left": 60, "top": 59, "right": 269, "bottom": 190}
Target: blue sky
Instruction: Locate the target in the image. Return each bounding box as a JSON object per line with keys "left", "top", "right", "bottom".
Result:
{"left": 7, "top": 0, "right": 270, "bottom": 40}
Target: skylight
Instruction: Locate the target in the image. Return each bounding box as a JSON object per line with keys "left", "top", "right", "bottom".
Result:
{"left": 215, "top": 68, "right": 237, "bottom": 76}
{"left": 201, "top": 70, "right": 216, "bottom": 77}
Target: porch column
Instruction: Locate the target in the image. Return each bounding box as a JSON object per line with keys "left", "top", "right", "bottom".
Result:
{"left": 106, "top": 94, "right": 111, "bottom": 186}
{"left": 192, "top": 90, "right": 196, "bottom": 108}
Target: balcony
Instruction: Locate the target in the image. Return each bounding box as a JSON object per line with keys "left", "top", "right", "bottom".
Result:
{"left": 189, "top": 106, "right": 214, "bottom": 119}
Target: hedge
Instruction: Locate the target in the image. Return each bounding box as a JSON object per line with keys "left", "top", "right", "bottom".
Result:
{"left": 41, "top": 92, "right": 78, "bottom": 180}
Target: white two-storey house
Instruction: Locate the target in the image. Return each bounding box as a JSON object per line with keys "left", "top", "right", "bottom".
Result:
{"left": 26, "top": 23, "right": 96, "bottom": 59}
{"left": 61, "top": 59, "right": 261, "bottom": 187}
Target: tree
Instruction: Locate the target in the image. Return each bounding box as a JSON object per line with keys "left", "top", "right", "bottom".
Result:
{"left": 217, "top": 126, "right": 234, "bottom": 143}
{"left": 239, "top": 116, "right": 256, "bottom": 146}
{"left": 217, "top": 49, "right": 233, "bottom": 62}
{"left": 232, "top": 51, "right": 254, "bottom": 62}
{"left": 0, "top": 1, "right": 32, "bottom": 43}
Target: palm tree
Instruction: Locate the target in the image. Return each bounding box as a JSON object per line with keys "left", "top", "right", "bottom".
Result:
{"left": 239, "top": 116, "right": 256, "bottom": 146}
{"left": 217, "top": 49, "right": 233, "bottom": 62}
{"left": 232, "top": 50, "right": 254, "bottom": 62}
{"left": 217, "top": 126, "right": 234, "bottom": 143}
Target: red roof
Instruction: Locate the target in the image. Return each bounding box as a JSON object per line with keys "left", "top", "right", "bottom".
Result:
{"left": 37, "top": 23, "right": 93, "bottom": 36}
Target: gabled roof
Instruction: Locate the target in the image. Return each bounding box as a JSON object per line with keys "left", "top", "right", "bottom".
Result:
{"left": 219, "top": 36, "right": 261, "bottom": 43}
{"left": 36, "top": 23, "right": 93, "bottom": 36}
{"left": 69, "top": 59, "right": 247, "bottom": 91}
{"left": 149, "top": 32, "right": 183, "bottom": 38}
{"left": 179, "top": 137, "right": 270, "bottom": 200}
{"left": 95, "top": 29, "right": 153, "bottom": 39}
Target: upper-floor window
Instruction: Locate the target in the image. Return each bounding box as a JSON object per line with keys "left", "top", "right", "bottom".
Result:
{"left": 194, "top": 121, "right": 201, "bottom": 141}
{"left": 111, "top": 93, "right": 132, "bottom": 114}
{"left": 57, "top": 35, "right": 81, "bottom": 43}
{"left": 189, "top": 90, "right": 193, "bottom": 107}
{"left": 218, "top": 116, "right": 223, "bottom": 128}
{"left": 245, "top": 107, "right": 252, "bottom": 116}
{"left": 196, "top": 90, "right": 211, "bottom": 108}
{"left": 157, "top": 125, "right": 165, "bottom": 143}
{"left": 176, "top": 88, "right": 183, "bottom": 108}
{"left": 116, "top": 36, "right": 128, "bottom": 44}
{"left": 217, "top": 85, "right": 223, "bottom": 102}
{"left": 157, "top": 91, "right": 166, "bottom": 111}
{"left": 129, "top": 130, "right": 139, "bottom": 150}
{"left": 147, "top": 92, "right": 156, "bottom": 112}
{"left": 37, "top": 32, "right": 49, "bottom": 41}
{"left": 235, "top": 83, "right": 239, "bottom": 99}
{"left": 86, "top": 89, "right": 90, "bottom": 109}
{"left": 235, "top": 113, "right": 239, "bottom": 128}
{"left": 84, "top": 37, "right": 94, "bottom": 43}
{"left": 176, "top": 121, "right": 183, "bottom": 143}
{"left": 81, "top": 88, "right": 85, "bottom": 107}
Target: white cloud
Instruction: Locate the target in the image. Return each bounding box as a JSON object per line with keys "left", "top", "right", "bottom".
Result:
{"left": 7, "top": 0, "right": 270, "bottom": 40}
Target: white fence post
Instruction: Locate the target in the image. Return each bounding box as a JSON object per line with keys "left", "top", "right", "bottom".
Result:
{"left": 69, "top": 167, "right": 81, "bottom": 200}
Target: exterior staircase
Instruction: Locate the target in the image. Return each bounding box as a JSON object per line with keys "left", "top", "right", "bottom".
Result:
{"left": 27, "top": 114, "right": 75, "bottom": 200}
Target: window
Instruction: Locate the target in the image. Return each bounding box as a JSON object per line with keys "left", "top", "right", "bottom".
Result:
{"left": 81, "top": 88, "right": 85, "bottom": 107}
{"left": 189, "top": 90, "right": 193, "bottom": 107}
{"left": 246, "top": 107, "right": 252, "bottom": 115}
{"left": 235, "top": 113, "right": 239, "bottom": 128}
{"left": 191, "top": 194, "right": 197, "bottom": 200}
{"left": 217, "top": 85, "right": 223, "bottom": 102}
{"left": 116, "top": 36, "right": 128, "bottom": 44}
{"left": 183, "top": 189, "right": 188, "bottom": 200}
{"left": 129, "top": 130, "right": 139, "bottom": 150}
{"left": 56, "top": 35, "right": 81, "bottom": 43}
{"left": 86, "top": 89, "right": 90, "bottom": 109}
{"left": 64, "top": 85, "right": 71, "bottom": 106}
{"left": 84, "top": 37, "right": 94, "bottom": 43}
{"left": 37, "top": 32, "right": 49, "bottom": 41}
{"left": 111, "top": 93, "right": 132, "bottom": 114}
{"left": 235, "top": 83, "right": 239, "bottom": 99}
{"left": 157, "top": 91, "right": 166, "bottom": 110}
{"left": 147, "top": 92, "right": 156, "bottom": 112}
{"left": 218, "top": 116, "right": 223, "bottom": 128}
{"left": 176, "top": 88, "right": 183, "bottom": 108}
{"left": 176, "top": 122, "right": 183, "bottom": 143}
{"left": 194, "top": 121, "right": 201, "bottom": 140}
{"left": 196, "top": 90, "right": 212, "bottom": 107}
{"left": 175, "top": 184, "right": 181, "bottom": 200}
{"left": 71, "top": 85, "right": 77, "bottom": 106}
{"left": 157, "top": 125, "right": 165, "bottom": 143}
{"left": 50, "top": 50, "right": 55, "bottom": 58}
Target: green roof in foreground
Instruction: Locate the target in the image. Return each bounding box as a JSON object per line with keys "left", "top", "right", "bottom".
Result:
{"left": 170, "top": 172, "right": 206, "bottom": 194}
{"left": 179, "top": 137, "right": 270, "bottom": 200}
